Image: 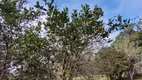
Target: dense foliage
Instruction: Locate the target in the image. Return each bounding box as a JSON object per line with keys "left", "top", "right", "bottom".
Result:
{"left": 94, "top": 47, "right": 129, "bottom": 80}
{"left": 0, "top": 0, "right": 138, "bottom": 80}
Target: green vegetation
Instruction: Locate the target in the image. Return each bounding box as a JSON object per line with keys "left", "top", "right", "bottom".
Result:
{"left": 0, "top": 0, "right": 142, "bottom": 80}
{"left": 74, "top": 75, "right": 142, "bottom": 80}
{"left": 94, "top": 47, "right": 129, "bottom": 80}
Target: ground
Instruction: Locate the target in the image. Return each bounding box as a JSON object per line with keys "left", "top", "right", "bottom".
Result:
{"left": 74, "top": 75, "right": 142, "bottom": 80}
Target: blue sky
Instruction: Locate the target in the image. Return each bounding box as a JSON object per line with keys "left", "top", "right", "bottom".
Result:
{"left": 28, "top": 0, "right": 142, "bottom": 18}
{"left": 28, "top": 0, "right": 142, "bottom": 38}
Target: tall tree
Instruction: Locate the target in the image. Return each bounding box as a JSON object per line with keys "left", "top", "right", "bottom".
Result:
{"left": 0, "top": 0, "right": 131, "bottom": 79}
{"left": 0, "top": 0, "right": 39, "bottom": 79}
{"left": 112, "top": 22, "right": 142, "bottom": 79}
{"left": 35, "top": 0, "right": 130, "bottom": 80}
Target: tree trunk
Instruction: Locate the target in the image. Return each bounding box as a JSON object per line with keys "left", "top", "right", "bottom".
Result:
{"left": 109, "top": 75, "right": 115, "bottom": 80}
{"left": 68, "top": 75, "right": 74, "bottom": 80}
{"left": 117, "top": 72, "right": 123, "bottom": 80}
{"left": 62, "top": 57, "right": 67, "bottom": 80}
{"left": 128, "top": 61, "right": 135, "bottom": 80}
{"left": 129, "top": 70, "right": 134, "bottom": 80}
{"left": 0, "top": 42, "right": 9, "bottom": 80}
{"left": 68, "top": 72, "right": 74, "bottom": 80}
{"left": 62, "top": 70, "right": 66, "bottom": 80}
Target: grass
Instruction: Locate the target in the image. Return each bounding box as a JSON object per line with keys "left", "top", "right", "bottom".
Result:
{"left": 74, "top": 75, "right": 142, "bottom": 80}
{"left": 134, "top": 75, "right": 142, "bottom": 80}
{"left": 74, "top": 75, "right": 107, "bottom": 80}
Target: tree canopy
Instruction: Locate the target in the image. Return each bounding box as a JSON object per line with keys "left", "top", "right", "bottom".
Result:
{"left": 94, "top": 47, "right": 129, "bottom": 80}
{"left": 0, "top": 0, "right": 134, "bottom": 80}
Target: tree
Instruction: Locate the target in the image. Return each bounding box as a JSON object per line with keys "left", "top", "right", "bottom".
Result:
{"left": 112, "top": 31, "right": 142, "bottom": 80}
{"left": 33, "top": 0, "right": 131, "bottom": 79}
{"left": 0, "top": 0, "right": 40, "bottom": 79}
{"left": 112, "top": 18, "right": 142, "bottom": 80}
{"left": 94, "top": 47, "right": 129, "bottom": 80}
{"left": 35, "top": 0, "right": 109, "bottom": 79}
{"left": 0, "top": 0, "right": 131, "bottom": 79}
{"left": 12, "top": 26, "right": 57, "bottom": 80}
